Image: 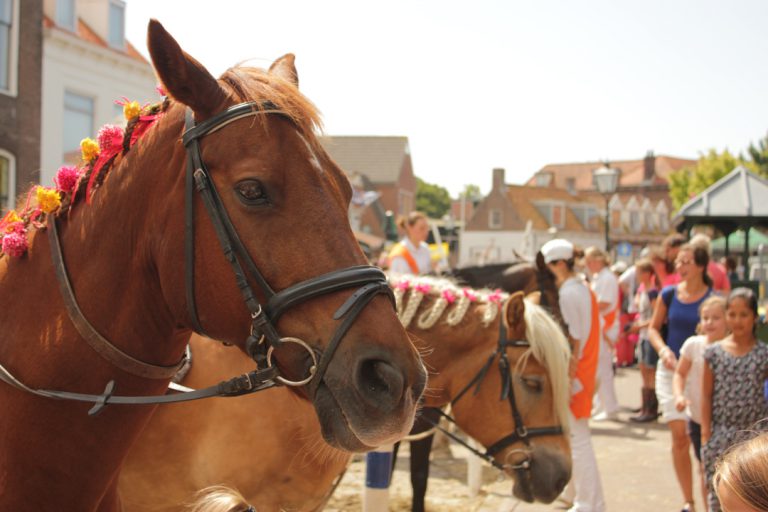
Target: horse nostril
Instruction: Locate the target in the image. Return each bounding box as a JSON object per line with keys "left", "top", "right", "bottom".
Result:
{"left": 356, "top": 359, "right": 405, "bottom": 411}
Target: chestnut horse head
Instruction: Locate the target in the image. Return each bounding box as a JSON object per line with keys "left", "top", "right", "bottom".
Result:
{"left": 395, "top": 276, "right": 572, "bottom": 503}
{"left": 0, "top": 19, "right": 423, "bottom": 510}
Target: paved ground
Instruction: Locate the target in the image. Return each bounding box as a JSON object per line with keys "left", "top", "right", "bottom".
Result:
{"left": 327, "top": 367, "right": 704, "bottom": 511}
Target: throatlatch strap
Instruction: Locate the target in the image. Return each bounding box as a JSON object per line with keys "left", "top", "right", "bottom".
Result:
{"left": 48, "top": 218, "right": 186, "bottom": 380}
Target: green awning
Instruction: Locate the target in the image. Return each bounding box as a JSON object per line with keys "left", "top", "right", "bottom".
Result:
{"left": 711, "top": 229, "right": 768, "bottom": 251}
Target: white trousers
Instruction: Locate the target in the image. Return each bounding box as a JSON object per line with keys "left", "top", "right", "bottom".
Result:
{"left": 565, "top": 414, "right": 606, "bottom": 512}
{"left": 593, "top": 339, "right": 619, "bottom": 415}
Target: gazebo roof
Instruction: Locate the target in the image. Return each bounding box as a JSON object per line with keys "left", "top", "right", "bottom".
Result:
{"left": 674, "top": 166, "right": 768, "bottom": 233}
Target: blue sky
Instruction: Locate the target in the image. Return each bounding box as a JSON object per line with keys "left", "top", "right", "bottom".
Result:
{"left": 124, "top": 0, "right": 768, "bottom": 196}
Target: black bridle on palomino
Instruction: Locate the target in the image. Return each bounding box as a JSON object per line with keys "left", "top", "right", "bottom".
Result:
{"left": 424, "top": 320, "right": 563, "bottom": 473}
{"left": 0, "top": 101, "right": 394, "bottom": 414}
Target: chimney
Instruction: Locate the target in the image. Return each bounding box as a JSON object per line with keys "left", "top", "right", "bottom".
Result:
{"left": 643, "top": 150, "right": 656, "bottom": 183}
{"left": 492, "top": 167, "right": 505, "bottom": 191}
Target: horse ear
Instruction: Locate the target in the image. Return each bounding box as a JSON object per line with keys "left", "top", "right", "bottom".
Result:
{"left": 503, "top": 291, "right": 526, "bottom": 332}
{"left": 526, "top": 291, "right": 541, "bottom": 305}
{"left": 535, "top": 251, "right": 547, "bottom": 271}
{"left": 269, "top": 53, "right": 299, "bottom": 87}
{"left": 147, "top": 19, "right": 229, "bottom": 120}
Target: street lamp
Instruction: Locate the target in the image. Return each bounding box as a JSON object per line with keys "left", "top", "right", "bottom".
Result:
{"left": 593, "top": 163, "right": 620, "bottom": 252}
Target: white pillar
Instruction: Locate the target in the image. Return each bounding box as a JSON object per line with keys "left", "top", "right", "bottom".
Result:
{"left": 362, "top": 444, "right": 393, "bottom": 512}
{"left": 467, "top": 438, "right": 482, "bottom": 497}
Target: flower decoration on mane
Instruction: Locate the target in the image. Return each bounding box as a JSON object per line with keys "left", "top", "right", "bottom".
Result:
{"left": 80, "top": 138, "right": 100, "bottom": 162}
{"left": 446, "top": 287, "right": 477, "bottom": 326}
{"left": 36, "top": 187, "right": 61, "bottom": 214}
{"left": 414, "top": 283, "right": 431, "bottom": 294}
{"left": 392, "top": 278, "right": 412, "bottom": 317}
{"left": 398, "top": 279, "right": 430, "bottom": 328}
{"left": 0, "top": 89, "right": 171, "bottom": 259}
{"left": 463, "top": 288, "right": 478, "bottom": 302}
{"left": 483, "top": 289, "right": 505, "bottom": 326}
{"left": 441, "top": 289, "right": 457, "bottom": 304}
{"left": 54, "top": 165, "right": 81, "bottom": 195}
{"left": 487, "top": 290, "right": 504, "bottom": 303}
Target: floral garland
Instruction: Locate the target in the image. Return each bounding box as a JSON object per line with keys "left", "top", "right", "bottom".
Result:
{"left": 416, "top": 288, "right": 456, "bottom": 329}
{"left": 481, "top": 289, "right": 505, "bottom": 326}
{"left": 0, "top": 89, "right": 168, "bottom": 259}
{"left": 398, "top": 282, "right": 430, "bottom": 328}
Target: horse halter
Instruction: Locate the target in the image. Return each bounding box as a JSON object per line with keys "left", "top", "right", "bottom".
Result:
{"left": 0, "top": 101, "right": 395, "bottom": 414}
{"left": 181, "top": 101, "right": 394, "bottom": 394}
{"left": 427, "top": 319, "right": 563, "bottom": 473}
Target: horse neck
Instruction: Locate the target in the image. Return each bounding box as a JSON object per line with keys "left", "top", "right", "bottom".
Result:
{"left": 0, "top": 106, "right": 188, "bottom": 376}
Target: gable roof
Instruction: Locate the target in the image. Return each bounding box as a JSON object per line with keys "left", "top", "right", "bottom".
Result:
{"left": 528, "top": 155, "right": 696, "bottom": 190}
{"left": 320, "top": 136, "right": 409, "bottom": 184}
{"left": 43, "top": 15, "right": 148, "bottom": 64}
{"left": 674, "top": 166, "right": 768, "bottom": 219}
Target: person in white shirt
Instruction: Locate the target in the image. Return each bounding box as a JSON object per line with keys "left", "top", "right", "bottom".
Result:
{"left": 387, "top": 211, "right": 433, "bottom": 275}
{"left": 542, "top": 239, "right": 605, "bottom": 512}
{"left": 584, "top": 246, "right": 621, "bottom": 421}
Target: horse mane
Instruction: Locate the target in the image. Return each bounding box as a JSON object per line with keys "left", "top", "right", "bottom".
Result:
{"left": 389, "top": 274, "right": 506, "bottom": 330}
{"left": 519, "top": 300, "right": 571, "bottom": 435}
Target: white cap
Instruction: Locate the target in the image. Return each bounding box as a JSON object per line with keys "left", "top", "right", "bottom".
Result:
{"left": 611, "top": 261, "right": 628, "bottom": 274}
{"left": 540, "top": 239, "right": 574, "bottom": 263}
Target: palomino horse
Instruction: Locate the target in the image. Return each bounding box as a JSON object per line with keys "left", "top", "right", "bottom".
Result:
{"left": 119, "top": 276, "right": 572, "bottom": 511}
{"left": 398, "top": 256, "right": 565, "bottom": 512}
{"left": 0, "top": 21, "right": 424, "bottom": 511}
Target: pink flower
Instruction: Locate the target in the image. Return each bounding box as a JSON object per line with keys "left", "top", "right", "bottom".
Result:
{"left": 463, "top": 289, "right": 478, "bottom": 301}
{"left": 487, "top": 290, "right": 503, "bottom": 304}
{"left": 2, "top": 231, "right": 28, "bottom": 257}
{"left": 415, "top": 283, "right": 431, "bottom": 294}
{"left": 54, "top": 165, "right": 81, "bottom": 194}
{"left": 396, "top": 280, "right": 411, "bottom": 290}
{"left": 97, "top": 124, "right": 125, "bottom": 153}
{"left": 442, "top": 289, "right": 457, "bottom": 304}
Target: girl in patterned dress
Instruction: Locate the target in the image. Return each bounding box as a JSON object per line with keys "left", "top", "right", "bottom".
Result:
{"left": 701, "top": 288, "right": 768, "bottom": 512}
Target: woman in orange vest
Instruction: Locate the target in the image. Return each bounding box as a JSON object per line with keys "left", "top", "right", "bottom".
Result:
{"left": 542, "top": 239, "right": 605, "bottom": 512}
{"left": 387, "top": 211, "right": 434, "bottom": 275}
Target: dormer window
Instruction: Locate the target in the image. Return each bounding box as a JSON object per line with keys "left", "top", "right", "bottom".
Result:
{"left": 535, "top": 172, "right": 553, "bottom": 187}
{"left": 566, "top": 177, "right": 576, "bottom": 195}
{"left": 489, "top": 209, "right": 502, "bottom": 229}
{"left": 108, "top": 0, "right": 125, "bottom": 49}
{"left": 56, "top": 0, "right": 76, "bottom": 32}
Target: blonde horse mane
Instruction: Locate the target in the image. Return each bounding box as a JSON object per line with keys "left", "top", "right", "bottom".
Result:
{"left": 519, "top": 299, "right": 572, "bottom": 435}
{"left": 186, "top": 486, "right": 253, "bottom": 512}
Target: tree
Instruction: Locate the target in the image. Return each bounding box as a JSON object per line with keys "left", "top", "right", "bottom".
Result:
{"left": 668, "top": 149, "right": 755, "bottom": 211}
{"left": 415, "top": 177, "right": 451, "bottom": 218}
{"left": 746, "top": 133, "right": 768, "bottom": 177}
{"left": 459, "top": 184, "right": 482, "bottom": 200}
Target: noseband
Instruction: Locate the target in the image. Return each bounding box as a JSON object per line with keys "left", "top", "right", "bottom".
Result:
{"left": 0, "top": 101, "right": 394, "bottom": 413}
{"left": 426, "top": 319, "right": 563, "bottom": 473}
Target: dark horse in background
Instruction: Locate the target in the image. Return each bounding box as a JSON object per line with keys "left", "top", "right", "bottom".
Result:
{"left": 394, "top": 253, "right": 566, "bottom": 512}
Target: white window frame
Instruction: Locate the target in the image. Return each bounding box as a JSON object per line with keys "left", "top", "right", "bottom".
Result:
{"left": 62, "top": 89, "right": 95, "bottom": 162}
{"left": 56, "top": 0, "right": 76, "bottom": 32}
{"left": 0, "top": 0, "right": 19, "bottom": 97}
{"left": 0, "top": 148, "right": 16, "bottom": 211}
{"left": 108, "top": 0, "right": 126, "bottom": 49}
{"left": 488, "top": 209, "right": 502, "bottom": 229}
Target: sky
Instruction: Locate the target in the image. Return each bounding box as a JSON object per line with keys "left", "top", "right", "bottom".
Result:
{"left": 124, "top": 0, "right": 768, "bottom": 197}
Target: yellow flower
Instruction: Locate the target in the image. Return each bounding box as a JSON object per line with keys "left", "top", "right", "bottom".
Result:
{"left": 124, "top": 101, "right": 141, "bottom": 120}
{"left": 80, "top": 138, "right": 100, "bottom": 162}
{"left": 2, "top": 210, "right": 21, "bottom": 232}
{"left": 36, "top": 186, "right": 62, "bottom": 214}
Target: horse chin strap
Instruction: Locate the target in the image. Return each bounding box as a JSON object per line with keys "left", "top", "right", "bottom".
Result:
{"left": 0, "top": 101, "right": 394, "bottom": 414}
{"left": 423, "top": 319, "right": 563, "bottom": 473}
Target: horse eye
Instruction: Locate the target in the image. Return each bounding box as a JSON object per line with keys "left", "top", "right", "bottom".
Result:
{"left": 235, "top": 180, "right": 268, "bottom": 205}
{"left": 521, "top": 376, "right": 543, "bottom": 393}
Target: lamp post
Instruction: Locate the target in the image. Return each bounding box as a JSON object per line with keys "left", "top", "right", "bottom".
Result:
{"left": 593, "top": 163, "right": 620, "bottom": 253}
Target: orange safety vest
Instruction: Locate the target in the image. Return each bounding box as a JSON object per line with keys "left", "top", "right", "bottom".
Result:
{"left": 388, "top": 243, "right": 419, "bottom": 274}
{"left": 570, "top": 288, "right": 601, "bottom": 419}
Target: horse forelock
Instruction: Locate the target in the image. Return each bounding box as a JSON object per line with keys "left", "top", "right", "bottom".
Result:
{"left": 521, "top": 299, "right": 571, "bottom": 434}
{"left": 219, "top": 66, "right": 323, "bottom": 146}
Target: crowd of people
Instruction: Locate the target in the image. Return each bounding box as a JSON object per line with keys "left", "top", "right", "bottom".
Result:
{"left": 380, "top": 212, "right": 767, "bottom": 512}
{"left": 543, "top": 233, "right": 767, "bottom": 512}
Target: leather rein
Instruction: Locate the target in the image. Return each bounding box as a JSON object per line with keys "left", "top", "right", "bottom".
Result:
{"left": 424, "top": 320, "right": 563, "bottom": 473}
{"left": 0, "top": 101, "right": 393, "bottom": 415}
